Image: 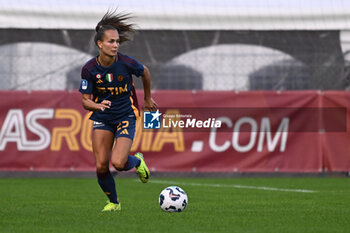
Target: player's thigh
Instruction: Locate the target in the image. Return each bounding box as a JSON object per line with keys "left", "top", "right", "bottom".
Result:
{"left": 92, "top": 129, "right": 115, "bottom": 167}
{"left": 110, "top": 137, "right": 133, "bottom": 167}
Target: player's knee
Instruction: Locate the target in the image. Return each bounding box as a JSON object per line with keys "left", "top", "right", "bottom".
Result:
{"left": 96, "top": 162, "right": 109, "bottom": 173}
{"left": 111, "top": 159, "right": 126, "bottom": 171}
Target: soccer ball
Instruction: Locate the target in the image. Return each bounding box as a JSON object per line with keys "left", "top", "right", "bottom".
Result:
{"left": 159, "top": 186, "right": 188, "bottom": 212}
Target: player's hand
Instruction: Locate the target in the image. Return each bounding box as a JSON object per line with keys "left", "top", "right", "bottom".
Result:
{"left": 144, "top": 97, "right": 158, "bottom": 112}
{"left": 100, "top": 100, "right": 111, "bottom": 111}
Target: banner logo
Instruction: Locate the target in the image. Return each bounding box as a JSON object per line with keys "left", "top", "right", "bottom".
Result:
{"left": 143, "top": 110, "right": 161, "bottom": 129}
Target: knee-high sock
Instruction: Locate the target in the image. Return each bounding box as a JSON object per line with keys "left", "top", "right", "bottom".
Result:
{"left": 122, "top": 155, "right": 141, "bottom": 171}
{"left": 96, "top": 170, "right": 118, "bottom": 204}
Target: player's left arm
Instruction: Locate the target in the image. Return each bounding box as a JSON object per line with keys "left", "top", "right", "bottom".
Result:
{"left": 141, "top": 65, "right": 158, "bottom": 111}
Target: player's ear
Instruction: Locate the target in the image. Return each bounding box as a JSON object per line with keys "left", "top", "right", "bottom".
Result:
{"left": 97, "top": 40, "right": 103, "bottom": 49}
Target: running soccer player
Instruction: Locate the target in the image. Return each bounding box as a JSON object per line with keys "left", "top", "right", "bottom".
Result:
{"left": 79, "top": 10, "right": 157, "bottom": 212}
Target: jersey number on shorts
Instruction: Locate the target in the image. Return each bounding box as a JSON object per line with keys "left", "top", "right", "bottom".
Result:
{"left": 117, "top": 121, "right": 129, "bottom": 135}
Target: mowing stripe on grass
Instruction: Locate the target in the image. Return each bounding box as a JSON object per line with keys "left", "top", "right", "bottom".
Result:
{"left": 149, "top": 180, "right": 317, "bottom": 193}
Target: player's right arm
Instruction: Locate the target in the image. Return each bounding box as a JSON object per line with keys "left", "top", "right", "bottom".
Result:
{"left": 79, "top": 65, "right": 111, "bottom": 112}
{"left": 81, "top": 94, "right": 111, "bottom": 112}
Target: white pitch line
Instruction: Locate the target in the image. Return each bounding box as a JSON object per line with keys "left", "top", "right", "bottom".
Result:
{"left": 149, "top": 180, "right": 317, "bottom": 193}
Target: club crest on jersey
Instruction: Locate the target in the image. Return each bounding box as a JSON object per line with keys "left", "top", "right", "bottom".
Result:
{"left": 117, "top": 75, "right": 124, "bottom": 82}
{"left": 106, "top": 74, "right": 113, "bottom": 82}
{"left": 96, "top": 74, "right": 101, "bottom": 79}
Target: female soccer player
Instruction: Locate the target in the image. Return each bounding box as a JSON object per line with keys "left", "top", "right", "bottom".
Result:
{"left": 79, "top": 10, "right": 157, "bottom": 212}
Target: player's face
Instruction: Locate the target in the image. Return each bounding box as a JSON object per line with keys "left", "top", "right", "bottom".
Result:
{"left": 98, "top": 29, "right": 120, "bottom": 57}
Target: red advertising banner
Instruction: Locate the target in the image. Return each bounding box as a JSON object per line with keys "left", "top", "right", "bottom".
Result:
{"left": 137, "top": 91, "right": 323, "bottom": 172}
{"left": 0, "top": 90, "right": 348, "bottom": 172}
{"left": 321, "top": 91, "right": 350, "bottom": 172}
{"left": 0, "top": 91, "right": 94, "bottom": 171}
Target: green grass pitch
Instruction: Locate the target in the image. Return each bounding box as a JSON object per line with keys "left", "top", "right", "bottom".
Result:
{"left": 0, "top": 177, "right": 349, "bottom": 233}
